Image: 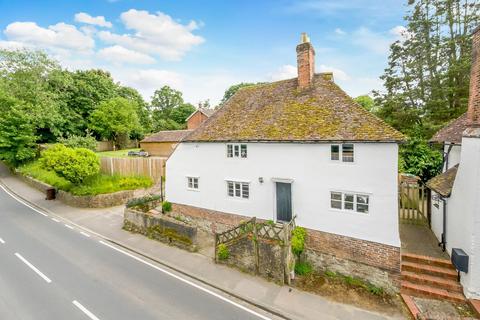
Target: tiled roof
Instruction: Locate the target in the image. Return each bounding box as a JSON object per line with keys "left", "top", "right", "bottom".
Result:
{"left": 426, "top": 165, "right": 459, "bottom": 198}
{"left": 186, "top": 108, "right": 215, "bottom": 121}
{"left": 430, "top": 113, "right": 468, "bottom": 144}
{"left": 184, "top": 74, "right": 405, "bottom": 142}
{"left": 141, "top": 130, "right": 193, "bottom": 143}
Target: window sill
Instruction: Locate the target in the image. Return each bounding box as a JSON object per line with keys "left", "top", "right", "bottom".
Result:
{"left": 329, "top": 208, "right": 369, "bottom": 216}
{"left": 187, "top": 188, "right": 200, "bottom": 192}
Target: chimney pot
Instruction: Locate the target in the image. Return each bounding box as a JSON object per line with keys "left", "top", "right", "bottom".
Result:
{"left": 467, "top": 26, "right": 480, "bottom": 127}
{"left": 296, "top": 33, "right": 315, "bottom": 89}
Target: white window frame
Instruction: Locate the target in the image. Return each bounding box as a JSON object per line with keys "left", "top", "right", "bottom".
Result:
{"left": 187, "top": 176, "right": 199, "bottom": 191}
{"left": 226, "top": 180, "right": 250, "bottom": 199}
{"left": 330, "top": 191, "right": 369, "bottom": 214}
{"left": 330, "top": 143, "right": 355, "bottom": 163}
{"left": 226, "top": 143, "right": 247, "bottom": 159}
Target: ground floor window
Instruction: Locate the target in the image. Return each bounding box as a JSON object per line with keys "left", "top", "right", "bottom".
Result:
{"left": 187, "top": 177, "right": 199, "bottom": 190}
{"left": 330, "top": 191, "right": 369, "bottom": 213}
{"left": 227, "top": 181, "right": 249, "bottom": 199}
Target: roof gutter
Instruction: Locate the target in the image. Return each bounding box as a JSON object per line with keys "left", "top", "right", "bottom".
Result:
{"left": 182, "top": 139, "right": 404, "bottom": 144}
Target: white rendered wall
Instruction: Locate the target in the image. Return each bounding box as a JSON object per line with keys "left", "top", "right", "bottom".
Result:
{"left": 430, "top": 191, "right": 444, "bottom": 243}
{"left": 166, "top": 142, "right": 400, "bottom": 247}
{"left": 444, "top": 144, "right": 462, "bottom": 171}
{"left": 445, "top": 136, "right": 480, "bottom": 298}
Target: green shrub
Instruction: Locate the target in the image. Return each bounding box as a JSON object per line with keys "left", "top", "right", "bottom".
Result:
{"left": 367, "top": 284, "right": 384, "bottom": 296}
{"left": 217, "top": 244, "right": 229, "bottom": 260}
{"left": 126, "top": 194, "right": 161, "bottom": 212}
{"left": 162, "top": 201, "right": 172, "bottom": 213}
{"left": 58, "top": 133, "right": 97, "bottom": 151}
{"left": 41, "top": 144, "right": 100, "bottom": 184}
{"left": 324, "top": 270, "right": 336, "bottom": 278}
{"left": 70, "top": 175, "right": 152, "bottom": 196}
{"left": 291, "top": 226, "right": 307, "bottom": 257}
{"left": 294, "top": 261, "right": 313, "bottom": 275}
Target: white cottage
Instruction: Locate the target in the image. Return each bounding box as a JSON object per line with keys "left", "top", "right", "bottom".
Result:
{"left": 427, "top": 26, "right": 480, "bottom": 299}
{"left": 166, "top": 34, "right": 405, "bottom": 289}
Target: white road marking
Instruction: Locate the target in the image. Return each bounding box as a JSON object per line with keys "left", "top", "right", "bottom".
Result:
{"left": 51, "top": 218, "right": 60, "bottom": 223}
{"left": 99, "top": 241, "right": 272, "bottom": 320}
{"left": 0, "top": 238, "right": 5, "bottom": 244}
{"left": 0, "top": 185, "right": 48, "bottom": 217}
{"left": 80, "top": 231, "right": 90, "bottom": 238}
{"left": 65, "top": 224, "right": 74, "bottom": 230}
{"left": 72, "top": 300, "right": 100, "bottom": 320}
{"left": 15, "top": 253, "right": 52, "bottom": 283}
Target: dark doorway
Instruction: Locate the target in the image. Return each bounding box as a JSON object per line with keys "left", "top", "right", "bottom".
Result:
{"left": 276, "top": 182, "right": 292, "bottom": 222}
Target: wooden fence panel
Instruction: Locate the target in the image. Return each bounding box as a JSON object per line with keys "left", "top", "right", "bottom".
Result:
{"left": 399, "top": 181, "right": 428, "bottom": 225}
{"left": 100, "top": 157, "right": 165, "bottom": 182}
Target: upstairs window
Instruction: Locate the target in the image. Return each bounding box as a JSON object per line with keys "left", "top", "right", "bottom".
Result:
{"left": 227, "top": 144, "right": 247, "bottom": 158}
{"left": 331, "top": 144, "right": 354, "bottom": 162}
{"left": 330, "top": 191, "right": 369, "bottom": 214}
{"left": 187, "top": 177, "right": 199, "bottom": 190}
{"left": 227, "top": 181, "right": 249, "bottom": 199}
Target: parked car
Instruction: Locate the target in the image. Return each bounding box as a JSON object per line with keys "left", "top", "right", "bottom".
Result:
{"left": 128, "top": 151, "right": 150, "bottom": 157}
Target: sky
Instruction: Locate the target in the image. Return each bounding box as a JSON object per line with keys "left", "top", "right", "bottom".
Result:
{"left": 0, "top": 0, "right": 409, "bottom": 106}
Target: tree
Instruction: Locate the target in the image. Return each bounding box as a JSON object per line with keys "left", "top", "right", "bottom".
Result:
{"left": 88, "top": 97, "right": 141, "bottom": 149}
{"left": 399, "top": 137, "right": 443, "bottom": 182}
{"left": 170, "top": 103, "right": 196, "bottom": 124}
{"left": 117, "top": 86, "right": 152, "bottom": 138}
{"left": 374, "top": 0, "right": 480, "bottom": 138}
{"left": 354, "top": 95, "right": 378, "bottom": 113}
{"left": 220, "top": 83, "right": 261, "bottom": 104}
{"left": 0, "top": 105, "right": 37, "bottom": 166}
{"left": 150, "top": 86, "right": 184, "bottom": 117}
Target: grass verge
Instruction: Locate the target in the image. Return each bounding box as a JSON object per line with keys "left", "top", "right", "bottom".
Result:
{"left": 18, "top": 161, "right": 153, "bottom": 196}
{"left": 96, "top": 148, "right": 141, "bottom": 158}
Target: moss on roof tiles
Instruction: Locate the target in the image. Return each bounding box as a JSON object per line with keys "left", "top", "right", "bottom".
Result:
{"left": 426, "top": 165, "right": 458, "bottom": 197}
{"left": 187, "top": 74, "right": 405, "bottom": 142}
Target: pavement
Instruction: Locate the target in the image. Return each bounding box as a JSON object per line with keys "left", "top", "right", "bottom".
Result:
{"left": 0, "top": 163, "right": 405, "bottom": 320}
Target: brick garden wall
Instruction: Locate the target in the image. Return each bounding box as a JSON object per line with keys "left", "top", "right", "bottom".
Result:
{"left": 173, "top": 203, "right": 401, "bottom": 291}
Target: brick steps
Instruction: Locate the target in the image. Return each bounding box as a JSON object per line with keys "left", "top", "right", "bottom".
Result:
{"left": 402, "top": 261, "right": 458, "bottom": 280}
{"left": 402, "top": 253, "right": 455, "bottom": 270}
{"left": 402, "top": 271, "right": 463, "bottom": 293}
{"left": 401, "top": 253, "right": 466, "bottom": 303}
{"left": 401, "top": 281, "right": 465, "bottom": 303}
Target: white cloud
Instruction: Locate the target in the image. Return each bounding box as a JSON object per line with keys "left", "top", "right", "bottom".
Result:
{"left": 0, "top": 40, "right": 28, "bottom": 50}
{"left": 98, "top": 9, "right": 204, "bottom": 61}
{"left": 111, "top": 68, "right": 184, "bottom": 99}
{"left": 334, "top": 28, "right": 346, "bottom": 35}
{"left": 389, "top": 25, "right": 412, "bottom": 41}
{"left": 318, "top": 64, "right": 350, "bottom": 81}
{"left": 4, "top": 21, "right": 94, "bottom": 52}
{"left": 351, "top": 27, "right": 392, "bottom": 55}
{"left": 98, "top": 45, "right": 156, "bottom": 65}
{"left": 74, "top": 12, "right": 112, "bottom": 28}
{"left": 269, "top": 64, "right": 297, "bottom": 81}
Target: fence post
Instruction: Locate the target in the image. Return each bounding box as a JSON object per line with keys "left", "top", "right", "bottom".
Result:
{"left": 214, "top": 233, "right": 218, "bottom": 263}
{"left": 253, "top": 218, "right": 259, "bottom": 275}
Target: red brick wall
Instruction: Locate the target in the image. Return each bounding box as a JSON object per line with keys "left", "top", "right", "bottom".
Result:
{"left": 305, "top": 228, "right": 401, "bottom": 273}
{"left": 187, "top": 111, "right": 208, "bottom": 130}
{"left": 467, "top": 26, "right": 480, "bottom": 127}
{"left": 296, "top": 42, "right": 315, "bottom": 88}
{"left": 172, "top": 203, "right": 400, "bottom": 276}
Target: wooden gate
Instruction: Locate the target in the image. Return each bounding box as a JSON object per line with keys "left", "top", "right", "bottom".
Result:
{"left": 399, "top": 181, "right": 429, "bottom": 225}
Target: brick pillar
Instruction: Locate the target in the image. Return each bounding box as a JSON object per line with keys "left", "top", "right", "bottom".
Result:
{"left": 296, "top": 33, "right": 315, "bottom": 89}
{"left": 467, "top": 26, "right": 480, "bottom": 128}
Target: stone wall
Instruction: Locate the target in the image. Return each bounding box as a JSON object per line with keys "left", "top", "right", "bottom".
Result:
{"left": 173, "top": 203, "right": 400, "bottom": 291}
{"left": 19, "top": 173, "right": 159, "bottom": 208}
{"left": 218, "top": 234, "right": 287, "bottom": 284}
{"left": 305, "top": 228, "right": 401, "bottom": 293}
{"left": 124, "top": 208, "right": 198, "bottom": 251}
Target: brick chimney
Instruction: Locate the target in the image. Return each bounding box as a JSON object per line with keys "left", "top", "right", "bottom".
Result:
{"left": 467, "top": 26, "right": 480, "bottom": 127}
{"left": 296, "top": 33, "right": 315, "bottom": 88}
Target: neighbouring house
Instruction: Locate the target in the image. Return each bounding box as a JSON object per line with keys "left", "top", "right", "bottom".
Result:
{"left": 140, "top": 108, "right": 214, "bottom": 157}
{"left": 186, "top": 108, "right": 215, "bottom": 130}
{"left": 426, "top": 26, "right": 480, "bottom": 299}
{"left": 166, "top": 33, "right": 405, "bottom": 290}
{"left": 140, "top": 130, "right": 193, "bottom": 157}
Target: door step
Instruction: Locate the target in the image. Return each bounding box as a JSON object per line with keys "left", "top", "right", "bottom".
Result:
{"left": 401, "top": 281, "right": 465, "bottom": 303}
{"left": 401, "top": 261, "right": 458, "bottom": 280}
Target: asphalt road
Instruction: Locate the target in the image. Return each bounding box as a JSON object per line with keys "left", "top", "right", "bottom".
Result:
{"left": 0, "top": 185, "right": 277, "bottom": 320}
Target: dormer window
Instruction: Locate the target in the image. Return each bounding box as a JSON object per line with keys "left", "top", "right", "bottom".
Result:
{"left": 331, "top": 144, "right": 354, "bottom": 162}
{"left": 227, "top": 144, "right": 247, "bottom": 158}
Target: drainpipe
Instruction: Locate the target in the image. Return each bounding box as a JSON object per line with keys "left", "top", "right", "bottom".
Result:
{"left": 439, "top": 197, "right": 447, "bottom": 252}
{"left": 444, "top": 144, "right": 453, "bottom": 172}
